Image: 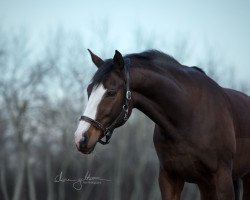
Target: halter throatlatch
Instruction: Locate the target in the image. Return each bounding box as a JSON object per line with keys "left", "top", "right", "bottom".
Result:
{"left": 79, "top": 58, "right": 131, "bottom": 145}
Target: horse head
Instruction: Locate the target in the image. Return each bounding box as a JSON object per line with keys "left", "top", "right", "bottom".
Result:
{"left": 74, "top": 50, "right": 133, "bottom": 154}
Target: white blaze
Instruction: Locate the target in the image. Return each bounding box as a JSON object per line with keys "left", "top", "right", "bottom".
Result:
{"left": 74, "top": 84, "right": 106, "bottom": 144}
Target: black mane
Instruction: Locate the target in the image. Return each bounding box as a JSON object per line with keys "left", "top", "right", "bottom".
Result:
{"left": 91, "top": 50, "right": 204, "bottom": 86}
{"left": 191, "top": 66, "right": 205, "bottom": 74}
{"left": 126, "top": 50, "right": 180, "bottom": 65}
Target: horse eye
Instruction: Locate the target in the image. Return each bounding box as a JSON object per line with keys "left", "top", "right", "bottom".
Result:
{"left": 106, "top": 90, "right": 117, "bottom": 97}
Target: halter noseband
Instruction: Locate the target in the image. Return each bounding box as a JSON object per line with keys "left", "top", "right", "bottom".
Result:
{"left": 79, "top": 58, "right": 131, "bottom": 145}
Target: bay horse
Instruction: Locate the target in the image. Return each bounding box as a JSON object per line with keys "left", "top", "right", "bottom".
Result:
{"left": 74, "top": 50, "right": 250, "bottom": 200}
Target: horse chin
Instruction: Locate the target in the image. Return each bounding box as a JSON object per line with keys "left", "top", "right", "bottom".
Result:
{"left": 81, "top": 145, "right": 96, "bottom": 154}
{"left": 82, "top": 147, "right": 94, "bottom": 154}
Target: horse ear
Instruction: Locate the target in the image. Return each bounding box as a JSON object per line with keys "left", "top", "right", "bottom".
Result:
{"left": 113, "top": 50, "right": 124, "bottom": 70}
{"left": 88, "top": 49, "right": 103, "bottom": 68}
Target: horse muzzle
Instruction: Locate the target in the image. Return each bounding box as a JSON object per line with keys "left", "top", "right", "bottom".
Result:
{"left": 75, "top": 135, "right": 95, "bottom": 154}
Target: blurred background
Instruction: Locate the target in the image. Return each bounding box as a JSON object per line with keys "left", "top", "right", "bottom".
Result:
{"left": 0, "top": 0, "right": 249, "bottom": 199}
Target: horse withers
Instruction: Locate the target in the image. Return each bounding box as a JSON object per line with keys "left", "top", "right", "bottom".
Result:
{"left": 74, "top": 50, "right": 250, "bottom": 200}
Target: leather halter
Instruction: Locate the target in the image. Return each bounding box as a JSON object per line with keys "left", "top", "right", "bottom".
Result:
{"left": 80, "top": 58, "right": 131, "bottom": 145}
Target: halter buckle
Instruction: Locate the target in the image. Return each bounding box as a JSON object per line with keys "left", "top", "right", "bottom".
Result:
{"left": 124, "top": 114, "right": 128, "bottom": 121}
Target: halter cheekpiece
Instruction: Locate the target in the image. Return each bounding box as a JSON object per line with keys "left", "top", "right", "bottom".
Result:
{"left": 80, "top": 58, "right": 131, "bottom": 145}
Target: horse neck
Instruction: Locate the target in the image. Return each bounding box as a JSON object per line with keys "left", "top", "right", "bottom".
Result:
{"left": 130, "top": 62, "right": 192, "bottom": 132}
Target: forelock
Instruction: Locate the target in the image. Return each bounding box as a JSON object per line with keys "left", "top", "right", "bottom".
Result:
{"left": 91, "top": 59, "right": 114, "bottom": 87}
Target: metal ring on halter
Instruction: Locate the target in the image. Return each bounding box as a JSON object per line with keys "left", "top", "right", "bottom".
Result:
{"left": 123, "top": 105, "right": 128, "bottom": 112}
{"left": 126, "top": 91, "right": 131, "bottom": 100}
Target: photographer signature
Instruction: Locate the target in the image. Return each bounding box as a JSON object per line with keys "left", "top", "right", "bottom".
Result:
{"left": 54, "top": 171, "right": 111, "bottom": 190}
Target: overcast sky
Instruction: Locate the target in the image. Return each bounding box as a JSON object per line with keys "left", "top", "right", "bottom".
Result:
{"left": 1, "top": 0, "right": 250, "bottom": 84}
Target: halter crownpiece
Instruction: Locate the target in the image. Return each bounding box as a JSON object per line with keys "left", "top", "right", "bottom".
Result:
{"left": 80, "top": 58, "right": 131, "bottom": 145}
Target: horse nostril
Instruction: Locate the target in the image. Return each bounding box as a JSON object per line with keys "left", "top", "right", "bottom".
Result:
{"left": 79, "top": 136, "right": 88, "bottom": 149}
